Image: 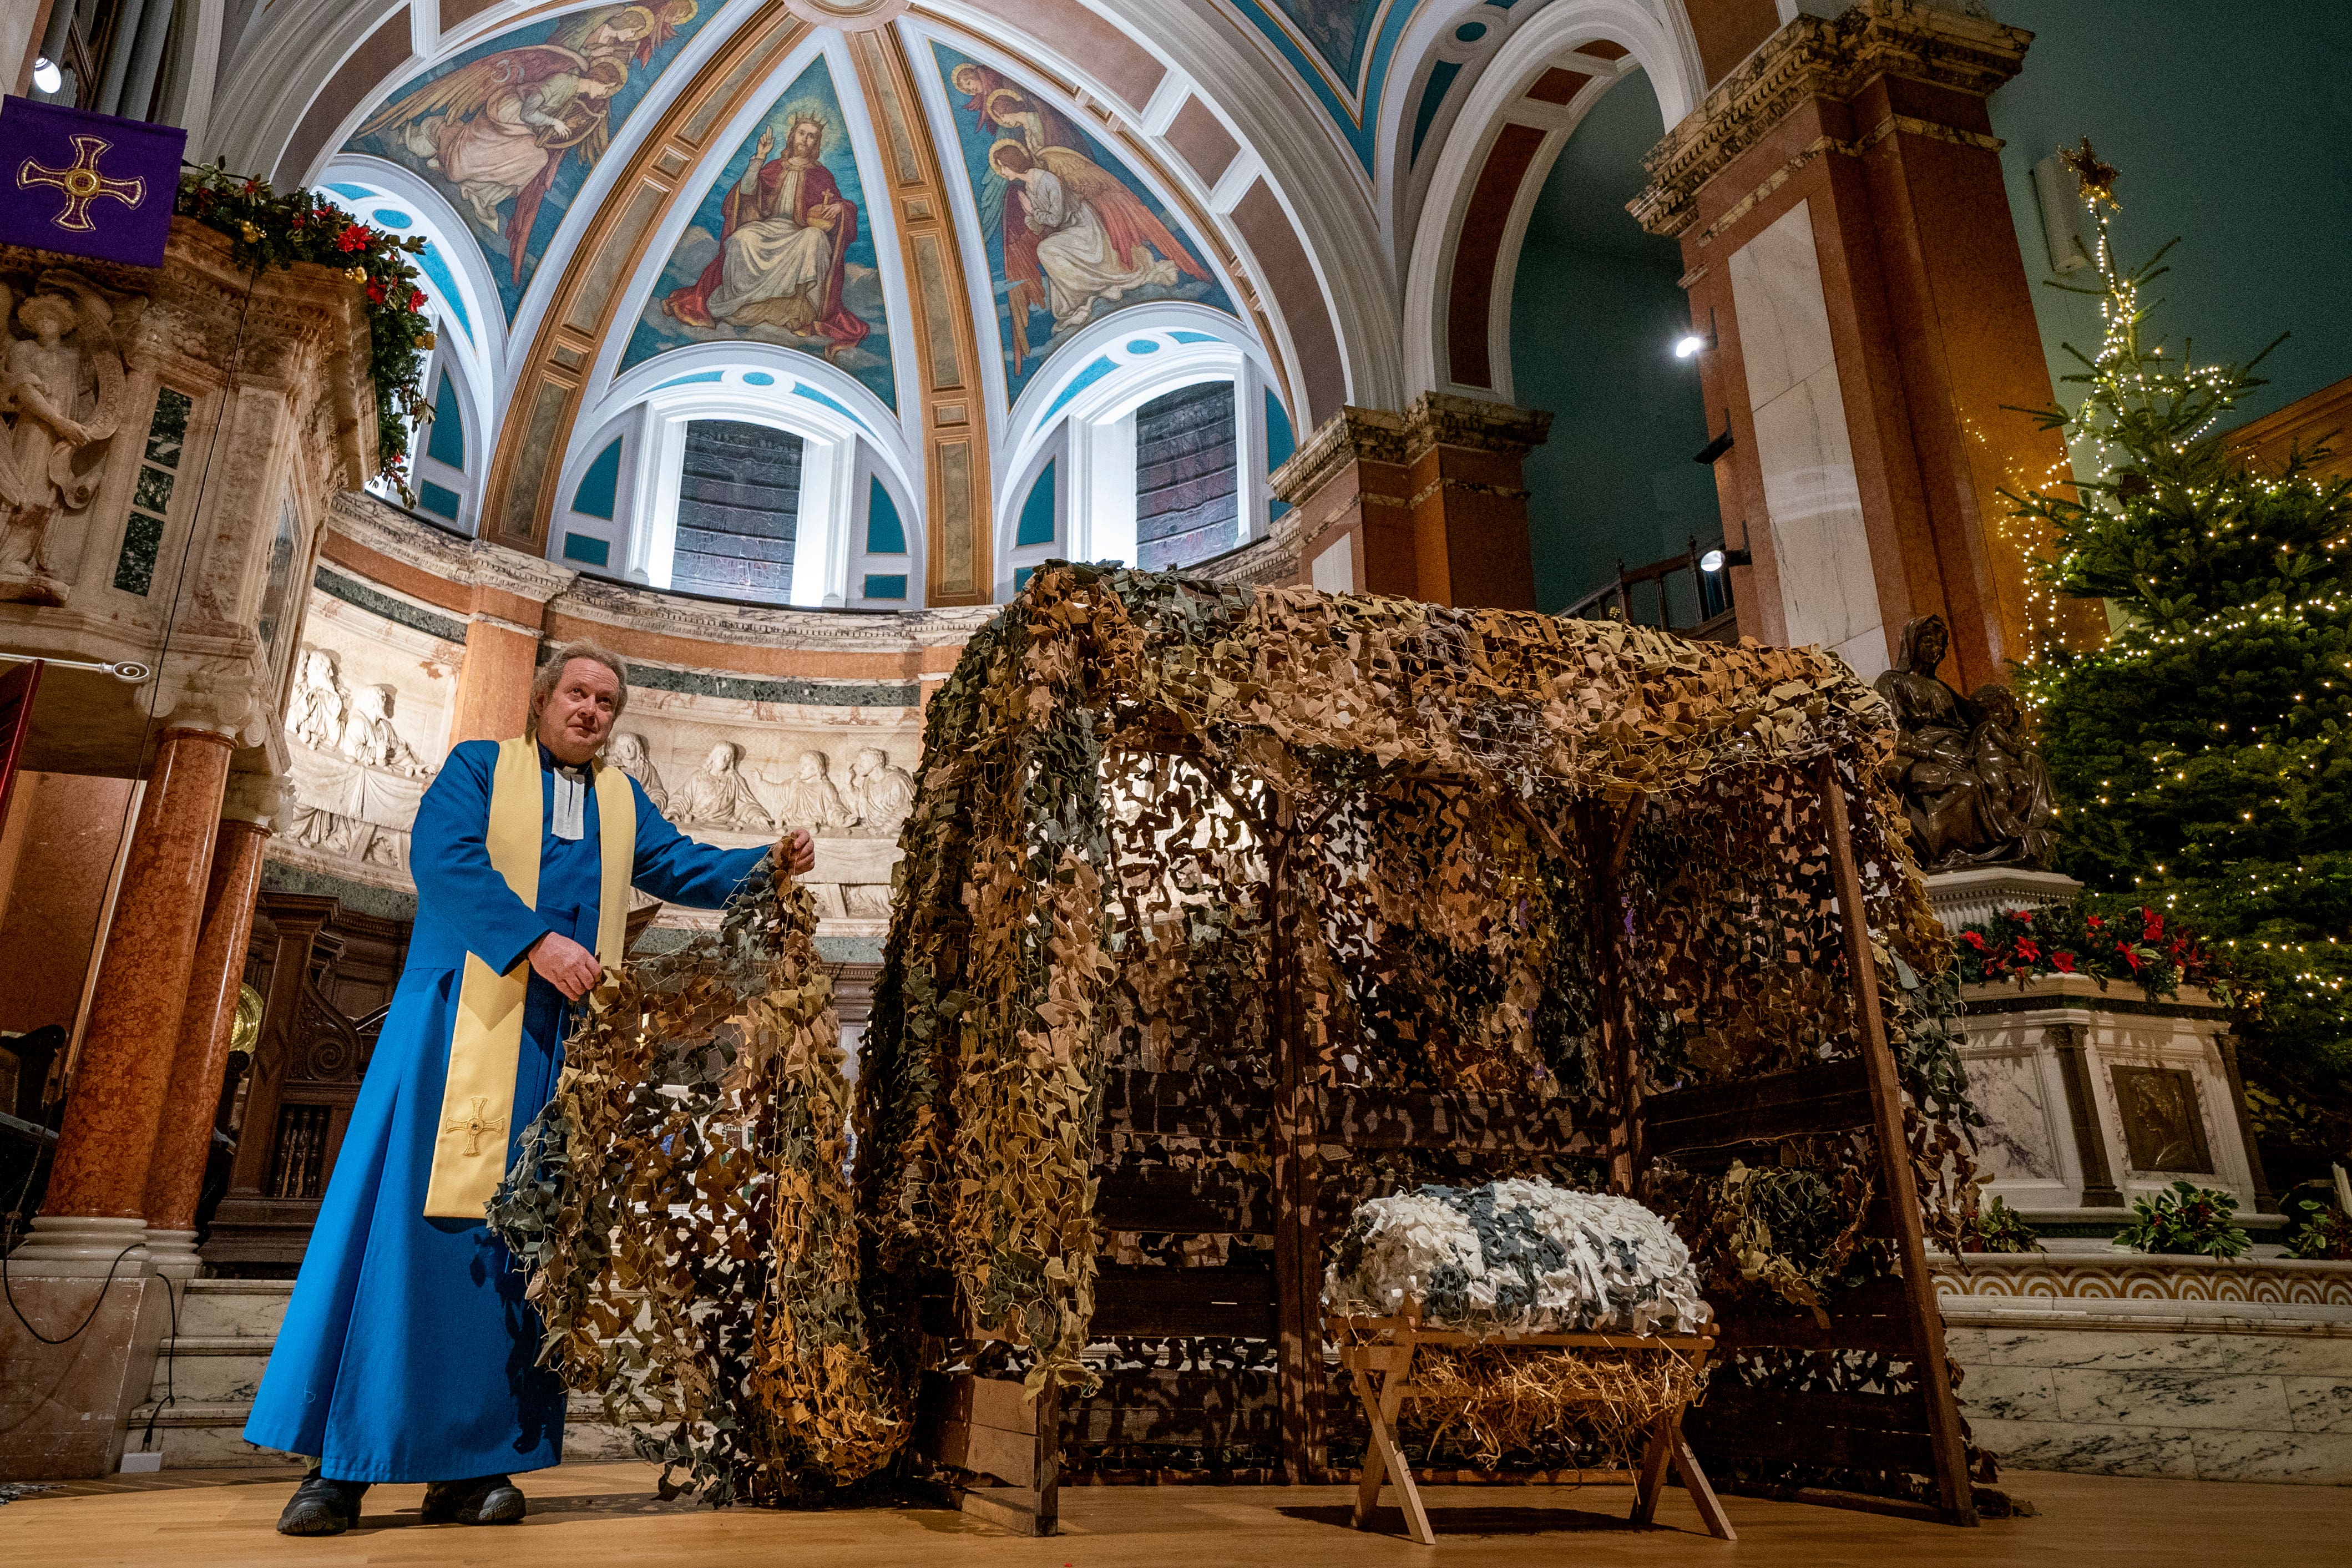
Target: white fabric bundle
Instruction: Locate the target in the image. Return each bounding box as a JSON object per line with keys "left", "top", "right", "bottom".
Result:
{"left": 1323, "top": 1178, "right": 1709, "bottom": 1336}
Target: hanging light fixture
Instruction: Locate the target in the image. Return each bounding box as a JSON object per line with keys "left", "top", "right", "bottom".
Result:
{"left": 32, "top": 57, "right": 64, "bottom": 94}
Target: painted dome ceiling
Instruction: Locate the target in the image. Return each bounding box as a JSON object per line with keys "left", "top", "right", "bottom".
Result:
{"left": 210, "top": 0, "right": 1723, "bottom": 606}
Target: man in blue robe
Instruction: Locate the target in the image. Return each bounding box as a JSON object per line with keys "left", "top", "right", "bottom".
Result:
{"left": 246, "top": 642, "right": 815, "bottom": 1533}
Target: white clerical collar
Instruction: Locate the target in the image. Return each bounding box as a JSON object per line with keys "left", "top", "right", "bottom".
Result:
{"left": 542, "top": 747, "right": 588, "bottom": 841}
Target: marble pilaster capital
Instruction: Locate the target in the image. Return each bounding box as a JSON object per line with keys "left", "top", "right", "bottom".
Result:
{"left": 151, "top": 644, "right": 270, "bottom": 747}
{"left": 1629, "top": 0, "right": 2031, "bottom": 237}
{"left": 221, "top": 771, "right": 290, "bottom": 829}
{"left": 1272, "top": 394, "right": 1551, "bottom": 508}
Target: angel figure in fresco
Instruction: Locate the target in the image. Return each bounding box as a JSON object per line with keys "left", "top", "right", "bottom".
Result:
{"left": 949, "top": 62, "right": 1080, "bottom": 153}
{"left": 353, "top": 2, "right": 697, "bottom": 284}
{"left": 661, "top": 110, "right": 867, "bottom": 351}
{"left": 988, "top": 133, "right": 1205, "bottom": 354}
{"left": 0, "top": 275, "right": 127, "bottom": 606}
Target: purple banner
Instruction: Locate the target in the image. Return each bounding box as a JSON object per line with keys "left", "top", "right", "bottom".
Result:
{"left": 0, "top": 96, "right": 185, "bottom": 268}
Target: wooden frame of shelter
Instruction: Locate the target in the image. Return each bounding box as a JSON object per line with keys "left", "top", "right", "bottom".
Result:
{"left": 859, "top": 568, "right": 1991, "bottom": 1540}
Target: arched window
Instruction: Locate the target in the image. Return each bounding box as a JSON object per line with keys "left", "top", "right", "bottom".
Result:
{"left": 996, "top": 316, "right": 1281, "bottom": 598}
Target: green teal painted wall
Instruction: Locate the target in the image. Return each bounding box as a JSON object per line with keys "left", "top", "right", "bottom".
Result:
{"left": 1990, "top": 1, "right": 2352, "bottom": 427}
{"left": 1508, "top": 70, "right": 1717, "bottom": 616}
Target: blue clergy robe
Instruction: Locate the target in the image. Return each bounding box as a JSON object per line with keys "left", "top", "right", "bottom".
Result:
{"left": 245, "top": 739, "right": 769, "bottom": 1482}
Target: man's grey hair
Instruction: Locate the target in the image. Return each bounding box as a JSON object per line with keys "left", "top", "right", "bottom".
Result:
{"left": 528, "top": 640, "right": 630, "bottom": 739}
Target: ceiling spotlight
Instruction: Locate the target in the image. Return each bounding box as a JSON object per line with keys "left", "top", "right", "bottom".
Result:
{"left": 1673, "top": 333, "right": 1707, "bottom": 359}
{"left": 32, "top": 57, "right": 63, "bottom": 94}
{"left": 1699, "top": 548, "right": 1752, "bottom": 574}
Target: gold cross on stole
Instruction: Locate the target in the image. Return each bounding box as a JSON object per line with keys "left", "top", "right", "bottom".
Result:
{"left": 443, "top": 1095, "right": 507, "bottom": 1157}
{"left": 18, "top": 135, "right": 146, "bottom": 233}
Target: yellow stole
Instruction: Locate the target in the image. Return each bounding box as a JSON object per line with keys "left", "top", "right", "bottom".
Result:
{"left": 422, "top": 735, "right": 634, "bottom": 1218}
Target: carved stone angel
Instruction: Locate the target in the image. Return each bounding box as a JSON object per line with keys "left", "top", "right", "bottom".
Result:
{"left": 0, "top": 273, "right": 129, "bottom": 605}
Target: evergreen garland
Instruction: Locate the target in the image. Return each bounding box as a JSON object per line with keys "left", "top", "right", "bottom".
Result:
{"left": 175, "top": 163, "right": 434, "bottom": 483}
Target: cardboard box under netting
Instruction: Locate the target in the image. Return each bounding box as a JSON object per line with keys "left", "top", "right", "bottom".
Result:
{"left": 853, "top": 563, "right": 2007, "bottom": 1532}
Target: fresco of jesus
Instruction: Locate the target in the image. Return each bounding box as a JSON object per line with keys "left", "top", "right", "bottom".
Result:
{"left": 663, "top": 113, "right": 868, "bottom": 350}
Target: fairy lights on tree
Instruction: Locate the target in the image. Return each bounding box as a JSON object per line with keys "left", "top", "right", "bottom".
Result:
{"left": 2006, "top": 139, "right": 2352, "bottom": 1128}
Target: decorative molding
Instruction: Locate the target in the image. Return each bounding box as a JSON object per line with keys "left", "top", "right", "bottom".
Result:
{"left": 154, "top": 648, "right": 272, "bottom": 746}
{"left": 1960, "top": 977, "right": 2233, "bottom": 1024}
{"left": 327, "top": 490, "right": 574, "bottom": 606}
{"left": 314, "top": 562, "right": 471, "bottom": 644}
{"left": 1271, "top": 391, "right": 1552, "bottom": 505}
{"left": 1629, "top": 0, "right": 2030, "bottom": 239}
{"left": 552, "top": 570, "right": 997, "bottom": 653}
{"left": 1933, "top": 1254, "right": 2352, "bottom": 1311}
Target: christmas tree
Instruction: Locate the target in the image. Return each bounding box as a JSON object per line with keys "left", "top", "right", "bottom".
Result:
{"left": 2008, "top": 141, "right": 2352, "bottom": 1132}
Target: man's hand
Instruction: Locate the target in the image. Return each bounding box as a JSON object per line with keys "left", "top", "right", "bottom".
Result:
{"left": 772, "top": 827, "right": 816, "bottom": 877}
{"left": 527, "top": 932, "right": 603, "bottom": 1002}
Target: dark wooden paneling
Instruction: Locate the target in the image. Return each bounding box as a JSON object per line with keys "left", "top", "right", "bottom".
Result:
{"left": 1093, "top": 1263, "right": 1277, "bottom": 1337}
{"left": 1326, "top": 1085, "right": 1590, "bottom": 1152}
{"left": 1643, "top": 1058, "right": 1874, "bottom": 1155}
{"left": 1712, "top": 1274, "right": 1923, "bottom": 1353}
{"left": 1063, "top": 1368, "right": 1278, "bottom": 1445}
{"left": 1095, "top": 1165, "right": 1268, "bottom": 1233}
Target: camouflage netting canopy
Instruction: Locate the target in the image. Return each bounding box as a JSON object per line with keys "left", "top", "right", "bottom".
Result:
{"left": 857, "top": 563, "right": 1988, "bottom": 1512}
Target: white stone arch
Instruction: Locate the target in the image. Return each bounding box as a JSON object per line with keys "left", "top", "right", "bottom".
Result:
{"left": 994, "top": 307, "right": 1278, "bottom": 599}
{"left": 316, "top": 155, "right": 509, "bottom": 392}
{"left": 1399, "top": 0, "right": 1704, "bottom": 403}
{"left": 568, "top": 343, "right": 924, "bottom": 608}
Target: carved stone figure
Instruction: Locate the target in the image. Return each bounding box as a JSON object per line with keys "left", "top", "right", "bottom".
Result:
{"left": 289, "top": 647, "right": 346, "bottom": 751}
{"left": 1874, "top": 614, "right": 2057, "bottom": 871}
{"left": 671, "top": 740, "right": 774, "bottom": 830}
{"left": 846, "top": 746, "right": 915, "bottom": 839}
{"left": 608, "top": 731, "right": 668, "bottom": 811}
{"left": 0, "top": 274, "right": 129, "bottom": 605}
{"left": 769, "top": 748, "right": 854, "bottom": 834}
{"left": 338, "top": 685, "right": 430, "bottom": 776}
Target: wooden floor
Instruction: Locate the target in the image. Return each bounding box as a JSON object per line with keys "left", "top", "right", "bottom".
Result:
{"left": 3, "top": 1463, "right": 2344, "bottom": 1566}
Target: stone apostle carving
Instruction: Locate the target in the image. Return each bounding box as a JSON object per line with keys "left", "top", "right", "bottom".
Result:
{"left": 608, "top": 731, "right": 668, "bottom": 811}
{"left": 672, "top": 740, "right": 774, "bottom": 830}
{"left": 1874, "top": 614, "right": 2057, "bottom": 871}
{"left": 846, "top": 746, "right": 915, "bottom": 839}
{"left": 289, "top": 647, "right": 346, "bottom": 751}
{"left": 770, "top": 749, "right": 854, "bottom": 834}
{"left": 0, "top": 274, "right": 130, "bottom": 606}
{"left": 339, "top": 685, "right": 430, "bottom": 776}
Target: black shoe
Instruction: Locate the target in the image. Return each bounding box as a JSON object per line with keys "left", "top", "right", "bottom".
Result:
{"left": 420, "top": 1473, "right": 526, "bottom": 1525}
{"left": 277, "top": 1470, "right": 370, "bottom": 1536}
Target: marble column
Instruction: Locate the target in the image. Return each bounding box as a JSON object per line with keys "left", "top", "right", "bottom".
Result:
{"left": 1629, "top": 0, "right": 2106, "bottom": 689}
{"left": 138, "top": 775, "right": 283, "bottom": 1282}
{"left": 28, "top": 666, "right": 265, "bottom": 1262}
{"left": 448, "top": 614, "right": 542, "bottom": 745}
{"left": 1272, "top": 393, "right": 1551, "bottom": 608}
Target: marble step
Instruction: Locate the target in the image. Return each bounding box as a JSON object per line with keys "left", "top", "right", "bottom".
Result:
{"left": 123, "top": 1392, "right": 646, "bottom": 1471}
{"left": 145, "top": 1337, "right": 274, "bottom": 1405}
{"left": 173, "top": 1278, "right": 293, "bottom": 1339}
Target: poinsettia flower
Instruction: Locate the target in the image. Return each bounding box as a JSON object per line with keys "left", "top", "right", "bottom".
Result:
{"left": 2087, "top": 914, "right": 2106, "bottom": 928}
{"left": 1960, "top": 930, "right": 1987, "bottom": 950}
{"left": 2015, "top": 937, "right": 2041, "bottom": 962}
{"left": 2053, "top": 950, "right": 2078, "bottom": 973}
{"left": 366, "top": 280, "right": 386, "bottom": 304}
{"left": 336, "top": 224, "right": 368, "bottom": 253}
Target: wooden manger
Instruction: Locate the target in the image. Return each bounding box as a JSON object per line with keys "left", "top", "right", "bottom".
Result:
{"left": 1328, "top": 1311, "right": 1734, "bottom": 1545}
{"left": 857, "top": 567, "right": 2000, "bottom": 1539}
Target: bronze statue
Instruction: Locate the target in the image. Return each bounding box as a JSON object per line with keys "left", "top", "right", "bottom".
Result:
{"left": 1873, "top": 615, "right": 2057, "bottom": 871}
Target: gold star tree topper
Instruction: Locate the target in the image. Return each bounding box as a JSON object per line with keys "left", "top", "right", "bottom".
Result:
{"left": 2058, "top": 136, "right": 2121, "bottom": 210}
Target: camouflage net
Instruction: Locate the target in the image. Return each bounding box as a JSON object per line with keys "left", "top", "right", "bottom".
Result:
{"left": 858, "top": 560, "right": 1983, "bottom": 1475}
{"left": 489, "top": 867, "right": 902, "bottom": 1506}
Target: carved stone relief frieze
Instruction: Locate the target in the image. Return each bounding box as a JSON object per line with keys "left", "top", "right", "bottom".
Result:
{"left": 272, "top": 587, "right": 458, "bottom": 880}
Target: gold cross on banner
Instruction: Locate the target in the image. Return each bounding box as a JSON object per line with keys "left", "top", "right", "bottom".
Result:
{"left": 443, "top": 1096, "right": 507, "bottom": 1158}
{"left": 18, "top": 135, "right": 146, "bottom": 234}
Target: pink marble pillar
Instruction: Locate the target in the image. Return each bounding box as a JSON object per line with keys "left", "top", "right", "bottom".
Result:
{"left": 40, "top": 727, "right": 236, "bottom": 1227}
{"left": 139, "top": 776, "right": 281, "bottom": 1278}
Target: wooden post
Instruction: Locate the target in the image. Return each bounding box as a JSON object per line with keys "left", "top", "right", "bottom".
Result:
{"left": 1267, "top": 801, "right": 1325, "bottom": 1483}
{"left": 1582, "top": 798, "right": 1640, "bottom": 1195}
{"left": 1818, "top": 757, "right": 1979, "bottom": 1526}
